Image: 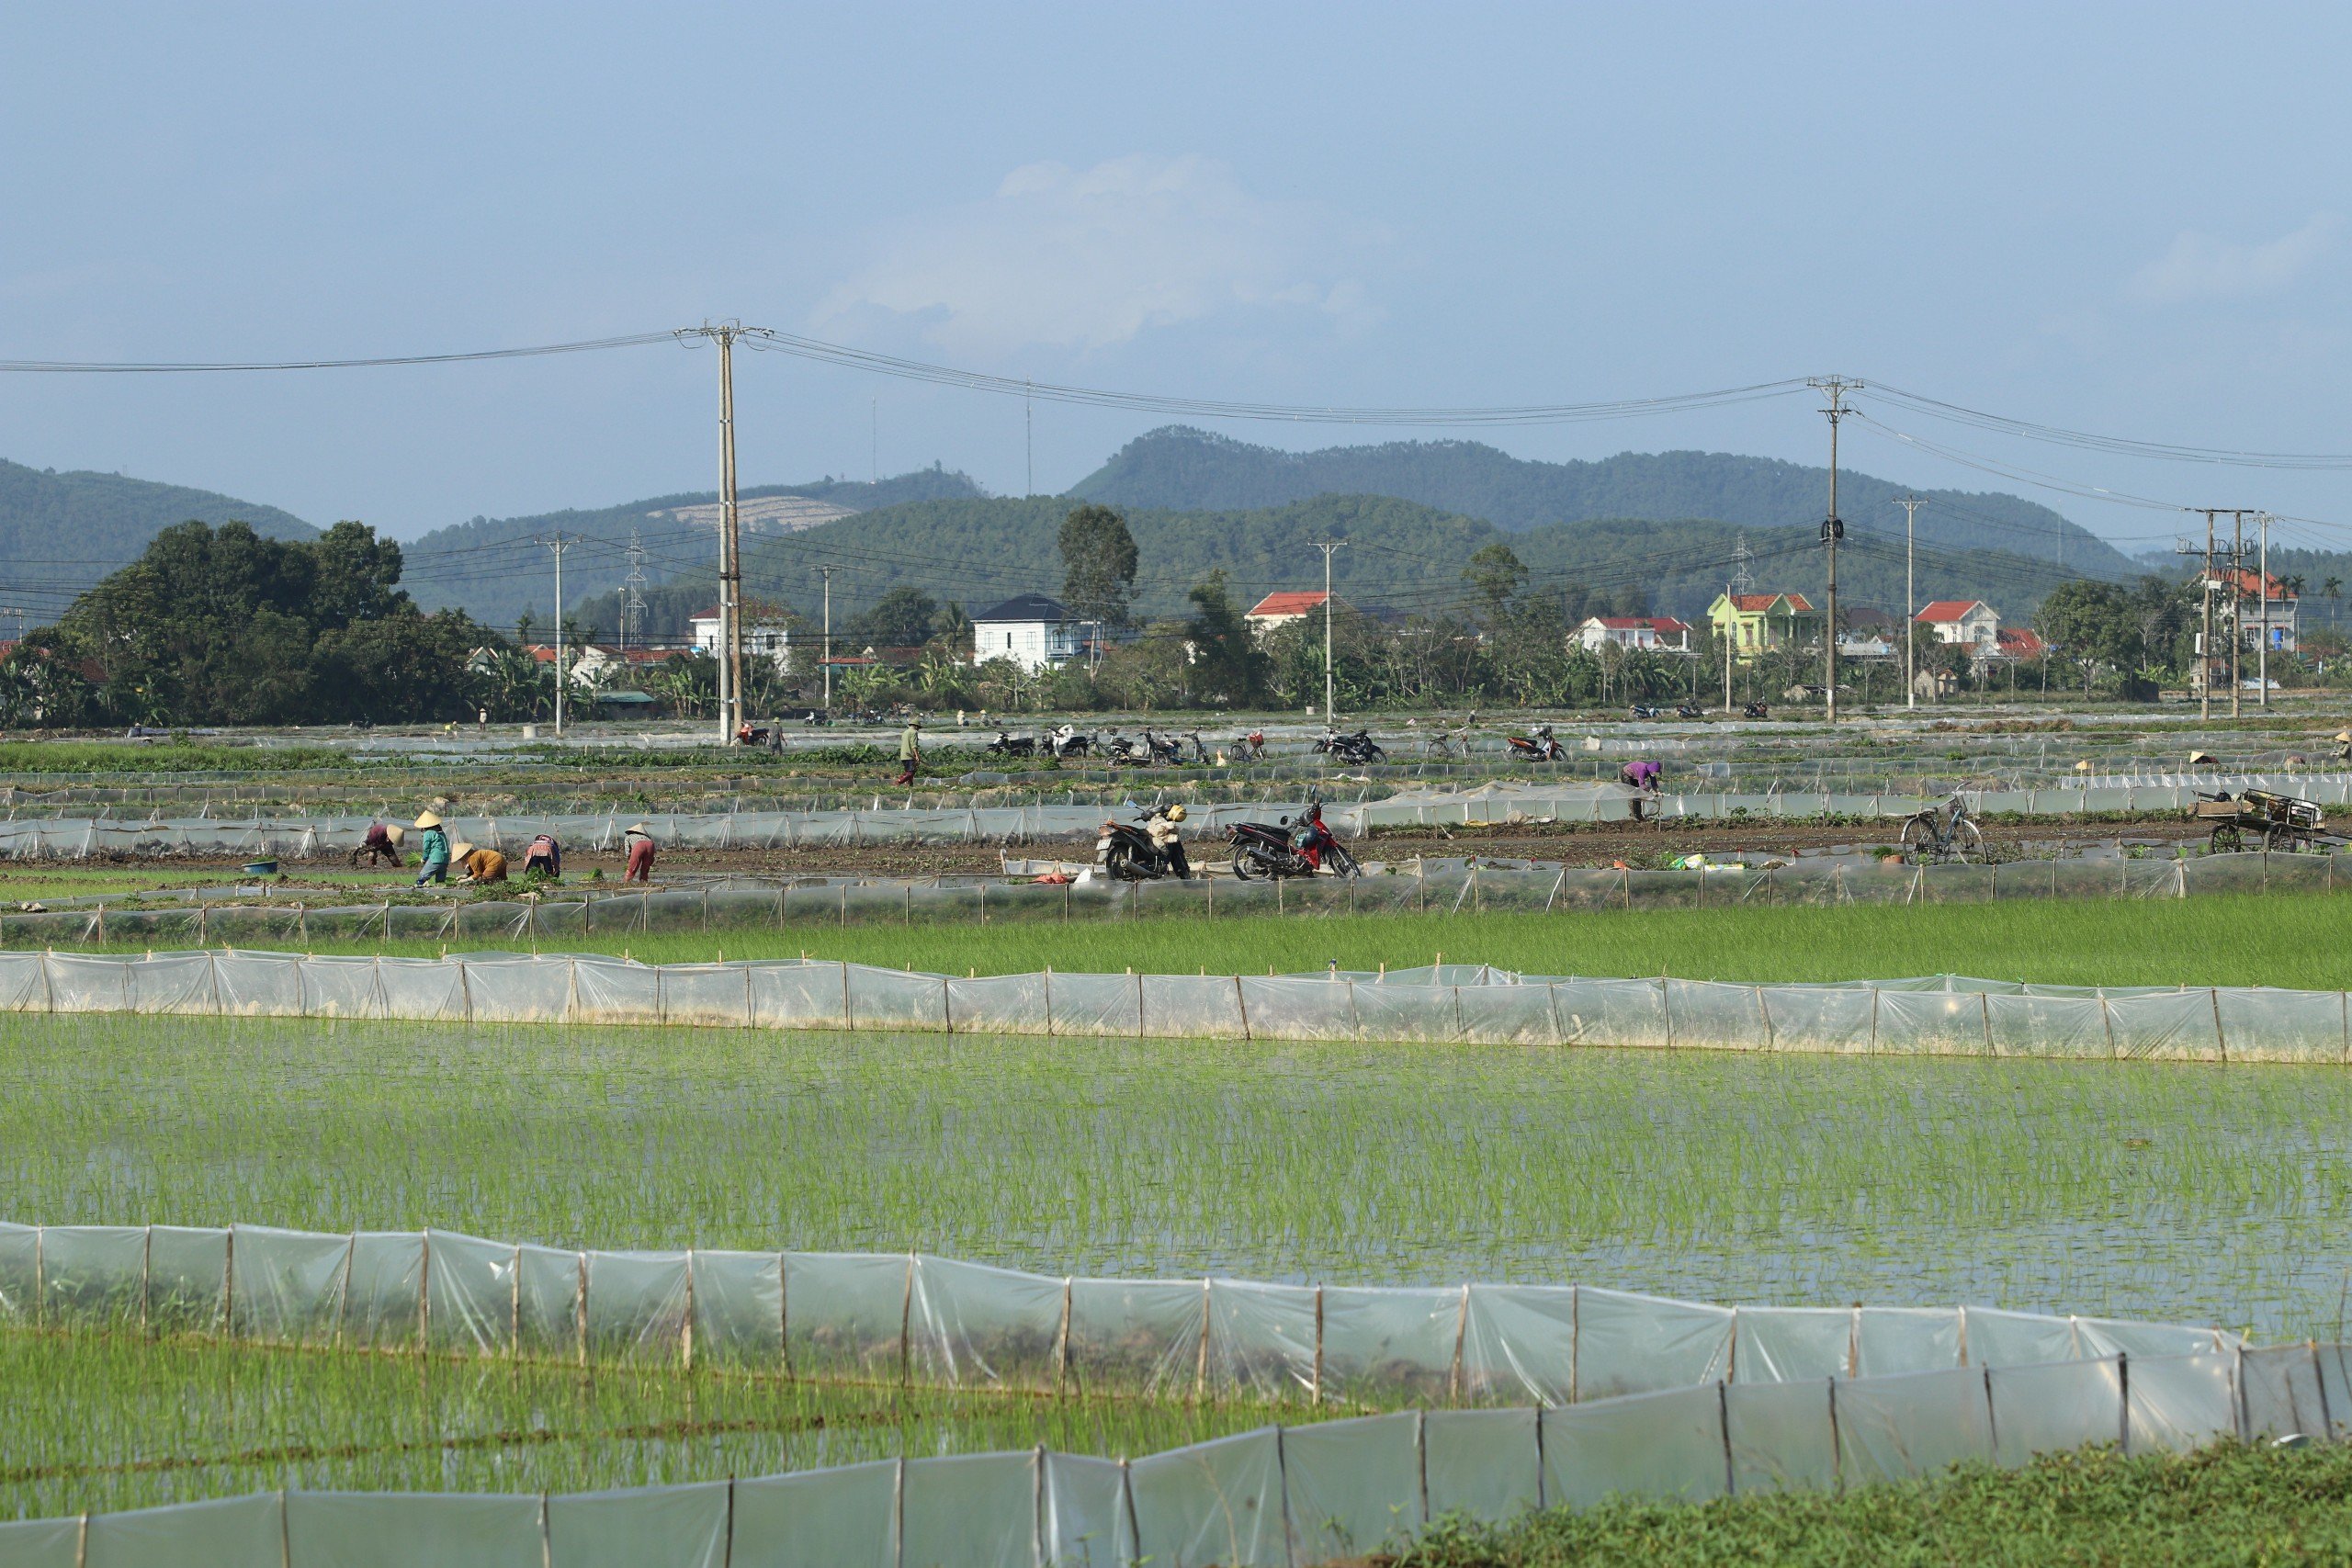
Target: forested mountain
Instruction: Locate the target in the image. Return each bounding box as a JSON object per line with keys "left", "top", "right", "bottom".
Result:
{"left": 615, "top": 493, "right": 2089, "bottom": 636}
{"left": 1069, "top": 427, "right": 2134, "bottom": 577}
{"left": 0, "top": 458, "right": 315, "bottom": 614}
{"left": 401, "top": 465, "right": 985, "bottom": 633}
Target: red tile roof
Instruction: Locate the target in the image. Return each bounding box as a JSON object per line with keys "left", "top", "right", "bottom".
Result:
{"left": 1246, "top": 591, "right": 1332, "bottom": 618}
{"left": 1996, "top": 628, "right": 2046, "bottom": 656}
{"left": 2211, "top": 568, "right": 2293, "bottom": 598}
{"left": 1724, "top": 593, "right": 1815, "bottom": 614}
{"left": 1915, "top": 599, "right": 1992, "bottom": 623}
{"left": 1592, "top": 616, "right": 1692, "bottom": 632}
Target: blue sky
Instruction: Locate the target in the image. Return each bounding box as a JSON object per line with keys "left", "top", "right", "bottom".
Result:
{"left": 5, "top": 3, "right": 2350, "bottom": 550}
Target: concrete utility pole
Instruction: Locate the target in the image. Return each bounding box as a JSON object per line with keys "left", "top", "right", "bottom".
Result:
{"left": 535, "top": 533, "right": 576, "bottom": 737}
{"left": 2230, "top": 509, "right": 2248, "bottom": 719}
{"left": 676, "top": 321, "right": 765, "bottom": 742}
{"left": 2258, "top": 513, "right": 2271, "bottom": 707}
{"left": 1809, "top": 378, "right": 1860, "bottom": 723}
{"left": 2183, "top": 515, "right": 2218, "bottom": 720}
{"left": 1893, "top": 496, "right": 1924, "bottom": 710}
{"left": 819, "top": 565, "right": 835, "bottom": 714}
{"left": 1315, "top": 540, "right": 1346, "bottom": 721}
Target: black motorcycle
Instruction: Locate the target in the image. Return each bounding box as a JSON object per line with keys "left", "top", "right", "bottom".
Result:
{"left": 1227, "top": 810, "right": 1359, "bottom": 879}
{"left": 1741, "top": 702, "right": 1770, "bottom": 719}
{"left": 1052, "top": 728, "right": 1093, "bottom": 759}
{"left": 1098, "top": 813, "right": 1189, "bottom": 880}
{"left": 1507, "top": 725, "right": 1565, "bottom": 761}
{"left": 1103, "top": 734, "right": 1144, "bottom": 765}
{"left": 1674, "top": 703, "right": 1703, "bottom": 719}
{"left": 1629, "top": 704, "right": 1666, "bottom": 720}
{"left": 801, "top": 708, "right": 831, "bottom": 727}
{"left": 1314, "top": 729, "right": 1386, "bottom": 765}
{"left": 1142, "top": 728, "right": 1183, "bottom": 766}
{"left": 986, "top": 730, "right": 1037, "bottom": 759}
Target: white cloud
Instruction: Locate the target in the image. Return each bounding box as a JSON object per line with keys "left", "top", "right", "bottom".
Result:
{"left": 814, "top": 155, "right": 1379, "bottom": 357}
{"left": 2127, "top": 214, "right": 2340, "bottom": 306}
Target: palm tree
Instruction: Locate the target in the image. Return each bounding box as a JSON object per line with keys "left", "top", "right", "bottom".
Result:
{"left": 2326, "top": 577, "right": 2343, "bottom": 631}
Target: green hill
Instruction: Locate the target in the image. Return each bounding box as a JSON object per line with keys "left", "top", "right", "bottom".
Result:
{"left": 0, "top": 458, "right": 315, "bottom": 618}
{"left": 401, "top": 466, "right": 985, "bottom": 634}
{"left": 686, "top": 494, "right": 2088, "bottom": 635}
{"left": 1069, "top": 427, "right": 2135, "bottom": 578}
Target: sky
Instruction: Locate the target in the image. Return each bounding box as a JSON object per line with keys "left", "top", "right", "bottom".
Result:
{"left": 5, "top": 3, "right": 2352, "bottom": 555}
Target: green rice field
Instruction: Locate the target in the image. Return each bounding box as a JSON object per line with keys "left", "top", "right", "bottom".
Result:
{"left": 65, "top": 890, "right": 2352, "bottom": 991}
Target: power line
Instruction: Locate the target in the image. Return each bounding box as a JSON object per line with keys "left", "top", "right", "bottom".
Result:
{"left": 0, "top": 332, "right": 680, "bottom": 374}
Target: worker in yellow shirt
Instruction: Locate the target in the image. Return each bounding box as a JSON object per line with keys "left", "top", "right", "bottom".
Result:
{"left": 449, "top": 841, "right": 509, "bottom": 884}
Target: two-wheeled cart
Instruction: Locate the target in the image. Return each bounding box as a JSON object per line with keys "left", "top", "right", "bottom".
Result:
{"left": 2191, "top": 788, "right": 2348, "bottom": 853}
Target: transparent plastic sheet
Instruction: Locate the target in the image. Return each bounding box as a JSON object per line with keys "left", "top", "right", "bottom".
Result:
{"left": 1351, "top": 983, "right": 1460, "bottom": 1044}
{"left": 301, "top": 956, "right": 383, "bottom": 1020}
{"left": 784, "top": 1252, "right": 910, "bottom": 1384}
{"left": 1454, "top": 984, "right": 1561, "bottom": 1045}
{"left": 1624, "top": 868, "right": 1703, "bottom": 911}
{"left": 373, "top": 957, "right": 468, "bottom": 1021}
{"left": 2130, "top": 1352, "right": 2241, "bottom": 1453}
{"left": 1138, "top": 974, "right": 1248, "bottom": 1039}
{"left": 1989, "top": 1357, "right": 2122, "bottom": 1466}
{"left": 945, "top": 972, "right": 1051, "bottom": 1036}
{"left": 910, "top": 1255, "right": 1065, "bottom": 1391}
{"left": 1664, "top": 981, "right": 1770, "bottom": 1053}
{"left": 463, "top": 956, "right": 573, "bottom": 1023}
{"left": 2220, "top": 987, "right": 2347, "bottom": 1064}
{"left": 750, "top": 962, "right": 849, "bottom": 1030}
{"left": 1840, "top": 863, "right": 1918, "bottom": 908}
{"left": 1045, "top": 971, "right": 1142, "bottom": 1038}
{"left": 130, "top": 952, "right": 219, "bottom": 1015}
{"left": 283, "top": 1492, "right": 544, "bottom": 1568}
{"left": 1040, "top": 1452, "right": 1133, "bottom": 1568}
{"left": 1318, "top": 1286, "right": 1462, "bottom": 1406}
{"left": 0, "top": 1517, "right": 82, "bottom": 1567}
{"left": 341, "top": 1233, "right": 424, "bottom": 1350}
{"left": 1282, "top": 1412, "right": 1423, "bottom": 1562}
{"left": 146, "top": 1224, "right": 228, "bottom": 1335}
{"left": 384, "top": 903, "right": 455, "bottom": 942}
{"left": 2267, "top": 853, "right": 2335, "bottom": 897}
{"left": 900, "top": 1452, "right": 1036, "bottom": 1568}
{"left": 1063, "top": 1278, "right": 1206, "bottom": 1398}
{"left": 1985, "top": 992, "right": 2109, "bottom": 1058}
{"left": 2107, "top": 990, "right": 2222, "bottom": 1062}
{"left": 689, "top": 1250, "right": 784, "bottom": 1371}
{"left": 2181, "top": 853, "right": 2271, "bottom": 897}
{"left": 707, "top": 888, "right": 785, "bottom": 931}
{"left": 584, "top": 1250, "right": 690, "bottom": 1366}
{"left": 568, "top": 958, "right": 663, "bottom": 1026}
{"left": 980, "top": 881, "right": 1071, "bottom": 923}
{"left": 1128, "top": 1427, "right": 1285, "bottom": 1568}
{"left": 1205, "top": 1280, "right": 1318, "bottom": 1401}
{"left": 517, "top": 1245, "right": 583, "bottom": 1360}
{"left": 453, "top": 902, "right": 531, "bottom": 941}
{"left": 845, "top": 964, "right": 949, "bottom": 1032}
{"left": 1577, "top": 1288, "right": 1733, "bottom": 1401}
{"left": 1872, "top": 988, "right": 1989, "bottom": 1057}
{"left": 1474, "top": 867, "right": 1560, "bottom": 914}
{"left": 1423, "top": 1407, "right": 1540, "bottom": 1525}
{"left": 1734, "top": 1307, "right": 1852, "bottom": 1382}
{"left": 526, "top": 903, "right": 589, "bottom": 942}
{"left": 424, "top": 1231, "right": 517, "bottom": 1358}
{"left": 0, "top": 951, "right": 44, "bottom": 1010}
{"left": 1458, "top": 1285, "right": 1573, "bottom": 1407}
{"left": 1964, "top": 1309, "right": 2078, "bottom": 1369}
{"left": 1835, "top": 1365, "right": 1995, "bottom": 1485}
{"left": 45, "top": 952, "right": 130, "bottom": 1011}
{"left": 659, "top": 965, "right": 753, "bottom": 1029}
{"left": 35, "top": 1224, "right": 145, "bottom": 1329}
{"left": 1236, "top": 976, "right": 1356, "bottom": 1042}
{"left": 1853, "top": 1308, "right": 1962, "bottom": 1378}
{"left": 204, "top": 907, "right": 303, "bottom": 945}
{"left": 1760, "top": 984, "right": 1877, "bottom": 1054}
{"left": 1552, "top": 977, "right": 1671, "bottom": 1050}
{"left": 1724, "top": 1378, "right": 1838, "bottom": 1495}
{"left": 228, "top": 1225, "right": 350, "bottom": 1347}
{"left": 84, "top": 1491, "right": 283, "bottom": 1568}
{"left": 2077, "top": 1317, "right": 2223, "bottom": 1359}
{"left": 546, "top": 1482, "right": 728, "bottom": 1568}
{"left": 2240, "top": 1345, "right": 2328, "bottom": 1441}
{"left": 1542, "top": 1382, "right": 1727, "bottom": 1508}
{"left": 840, "top": 886, "right": 910, "bottom": 926}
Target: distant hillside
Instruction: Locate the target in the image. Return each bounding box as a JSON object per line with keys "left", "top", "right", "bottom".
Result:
{"left": 0, "top": 458, "right": 314, "bottom": 615}
{"left": 1069, "top": 427, "right": 2135, "bottom": 578}
{"left": 684, "top": 494, "right": 2086, "bottom": 636}
{"left": 401, "top": 465, "right": 984, "bottom": 633}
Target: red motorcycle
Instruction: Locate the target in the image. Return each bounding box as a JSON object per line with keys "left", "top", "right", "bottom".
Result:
{"left": 1506, "top": 724, "right": 1565, "bottom": 761}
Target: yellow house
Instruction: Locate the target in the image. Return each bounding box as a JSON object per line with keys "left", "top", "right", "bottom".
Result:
{"left": 1706, "top": 592, "right": 1821, "bottom": 661}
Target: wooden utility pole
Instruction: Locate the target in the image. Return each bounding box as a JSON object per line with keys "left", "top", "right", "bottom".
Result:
{"left": 1809, "top": 378, "right": 1860, "bottom": 723}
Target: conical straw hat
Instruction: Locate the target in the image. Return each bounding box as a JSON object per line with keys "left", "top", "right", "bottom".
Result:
{"left": 414, "top": 810, "right": 443, "bottom": 829}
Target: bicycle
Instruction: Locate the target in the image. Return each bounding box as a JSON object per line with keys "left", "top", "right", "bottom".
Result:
{"left": 1899, "top": 794, "right": 1984, "bottom": 864}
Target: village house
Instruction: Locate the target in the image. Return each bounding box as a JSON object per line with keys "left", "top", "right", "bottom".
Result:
{"left": 687, "top": 608, "right": 794, "bottom": 672}
{"left": 1575, "top": 615, "right": 1692, "bottom": 654}
{"left": 1243, "top": 590, "right": 1343, "bottom": 638}
{"left": 1704, "top": 592, "right": 1820, "bottom": 661}
{"left": 1914, "top": 600, "right": 2002, "bottom": 655}
{"left": 2206, "top": 568, "right": 2298, "bottom": 654}
{"left": 968, "top": 592, "right": 1096, "bottom": 673}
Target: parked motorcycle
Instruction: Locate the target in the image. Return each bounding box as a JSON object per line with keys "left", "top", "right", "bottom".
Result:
{"left": 1629, "top": 704, "right": 1666, "bottom": 720}
{"left": 1314, "top": 728, "right": 1386, "bottom": 765}
{"left": 1103, "top": 734, "right": 1144, "bottom": 765}
{"left": 1098, "top": 810, "right": 1190, "bottom": 881}
{"left": 1741, "top": 702, "right": 1770, "bottom": 719}
{"left": 1227, "top": 801, "right": 1359, "bottom": 879}
{"left": 1050, "top": 726, "right": 1093, "bottom": 758}
{"left": 1187, "top": 731, "right": 1212, "bottom": 765}
{"left": 1675, "top": 703, "right": 1703, "bottom": 719}
{"left": 801, "top": 709, "right": 831, "bottom": 727}
{"left": 986, "top": 730, "right": 1037, "bottom": 759}
{"left": 1506, "top": 724, "right": 1566, "bottom": 761}
{"left": 1142, "top": 728, "right": 1183, "bottom": 766}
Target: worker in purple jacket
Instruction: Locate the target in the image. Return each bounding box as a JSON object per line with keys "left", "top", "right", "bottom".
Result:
{"left": 1621, "top": 759, "right": 1663, "bottom": 821}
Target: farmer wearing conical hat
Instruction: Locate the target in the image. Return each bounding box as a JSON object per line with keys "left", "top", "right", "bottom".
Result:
{"left": 352, "top": 821, "right": 405, "bottom": 868}
{"left": 623, "top": 821, "right": 657, "bottom": 884}
{"left": 451, "top": 840, "right": 508, "bottom": 885}
{"left": 413, "top": 810, "right": 452, "bottom": 886}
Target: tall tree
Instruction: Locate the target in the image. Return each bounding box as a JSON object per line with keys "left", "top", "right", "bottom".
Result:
{"left": 1058, "top": 504, "right": 1139, "bottom": 628}
{"left": 1184, "top": 570, "right": 1268, "bottom": 707}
